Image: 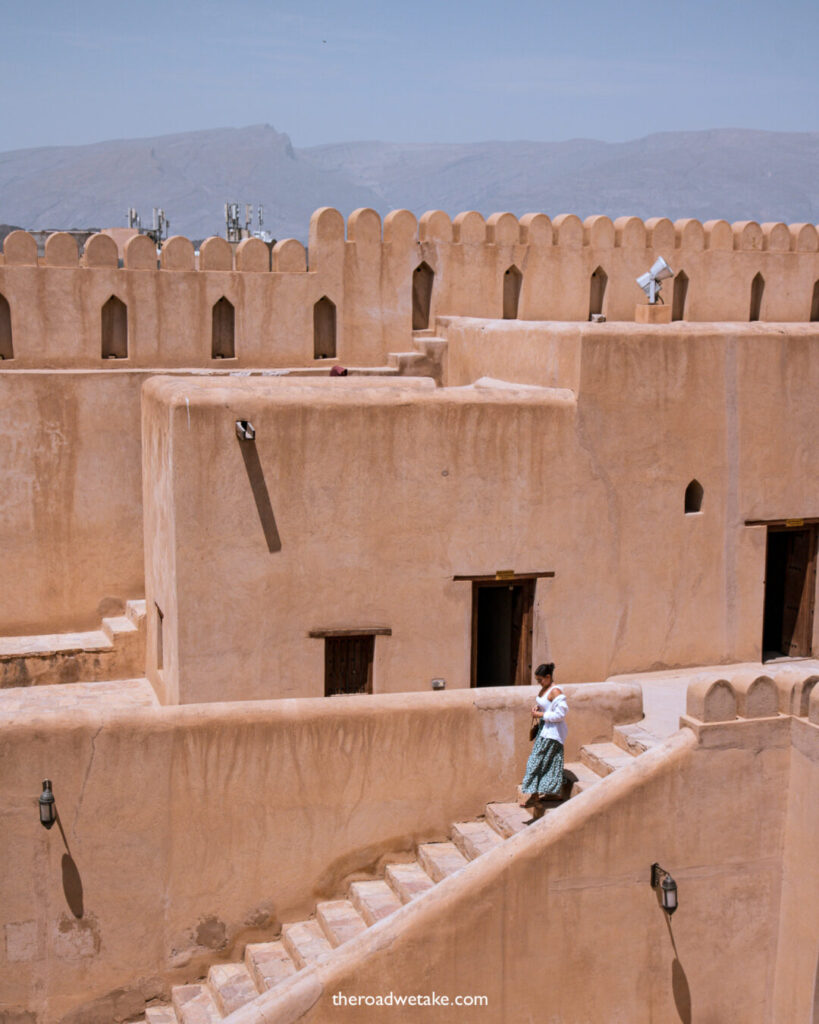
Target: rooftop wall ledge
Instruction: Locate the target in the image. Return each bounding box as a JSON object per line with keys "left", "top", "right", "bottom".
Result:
{"left": 519, "top": 212, "right": 553, "bottom": 247}
{"left": 272, "top": 238, "right": 307, "bottom": 273}
{"left": 583, "top": 215, "right": 615, "bottom": 248}
{"left": 199, "top": 236, "right": 233, "bottom": 271}
{"left": 703, "top": 219, "right": 733, "bottom": 251}
{"left": 309, "top": 206, "right": 345, "bottom": 245}
{"left": 82, "top": 232, "right": 118, "bottom": 268}
{"left": 552, "top": 213, "right": 583, "bottom": 249}
{"left": 614, "top": 216, "right": 646, "bottom": 249}
{"left": 789, "top": 222, "right": 819, "bottom": 253}
{"left": 730, "top": 671, "right": 778, "bottom": 718}
{"left": 160, "top": 235, "right": 195, "bottom": 271}
{"left": 810, "top": 683, "right": 819, "bottom": 726}
{"left": 2, "top": 230, "right": 38, "bottom": 265}
{"left": 347, "top": 207, "right": 382, "bottom": 246}
{"left": 235, "top": 236, "right": 269, "bottom": 272}
{"left": 382, "top": 209, "right": 417, "bottom": 247}
{"left": 788, "top": 673, "right": 819, "bottom": 718}
{"left": 486, "top": 211, "right": 520, "bottom": 246}
{"left": 418, "top": 210, "right": 452, "bottom": 243}
{"left": 44, "top": 231, "right": 79, "bottom": 267}
{"left": 644, "top": 217, "right": 675, "bottom": 251}
{"left": 452, "top": 210, "right": 486, "bottom": 244}
{"left": 686, "top": 677, "right": 737, "bottom": 723}
{"left": 761, "top": 221, "right": 792, "bottom": 253}
{"left": 124, "top": 233, "right": 157, "bottom": 269}
{"left": 732, "top": 220, "right": 764, "bottom": 251}
{"left": 674, "top": 218, "right": 705, "bottom": 251}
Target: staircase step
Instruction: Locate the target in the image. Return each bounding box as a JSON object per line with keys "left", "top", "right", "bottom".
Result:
{"left": 451, "top": 820, "right": 505, "bottom": 860}
{"left": 244, "top": 940, "right": 296, "bottom": 991}
{"left": 316, "top": 899, "right": 368, "bottom": 947}
{"left": 417, "top": 841, "right": 470, "bottom": 882}
{"left": 349, "top": 879, "right": 403, "bottom": 925}
{"left": 385, "top": 861, "right": 436, "bottom": 903}
{"left": 485, "top": 802, "right": 534, "bottom": 838}
{"left": 563, "top": 761, "right": 603, "bottom": 794}
{"left": 281, "top": 920, "right": 334, "bottom": 969}
{"left": 580, "top": 741, "right": 636, "bottom": 777}
{"left": 101, "top": 614, "right": 137, "bottom": 641}
{"left": 612, "top": 722, "right": 663, "bottom": 755}
{"left": 171, "top": 984, "right": 221, "bottom": 1024}
{"left": 207, "top": 961, "right": 259, "bottom": 1015}
{"left": 145, "top": 1008, "right": 178, "bottom": 1024}
{"left": 126, "top": 598, "right": 147, "bottom": 627}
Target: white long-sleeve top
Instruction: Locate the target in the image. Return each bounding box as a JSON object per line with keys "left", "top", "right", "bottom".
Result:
{"left": 536, "top": 689, "right": 568, "bottom": 745}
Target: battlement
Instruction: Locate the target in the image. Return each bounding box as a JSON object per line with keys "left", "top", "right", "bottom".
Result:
{"left": 1, "top": 208, "right": 819, "bottom": 369}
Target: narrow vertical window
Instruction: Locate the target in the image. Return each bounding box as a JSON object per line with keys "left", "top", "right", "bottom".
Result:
{"left": 412, "top": 262, "right": 434, "bottom": 330}
{"left": 810, "top": 280, "right": 819, "bottom": 322}
{"left": 749, "top": 273, "right": 764, "bottom": 322}
{"left": 672, "top": 271, "right": 689, "bottom": 322}
{"left": 589, "top": 266, "right": 607, "bottom": 319}
{"left": 211, "top": 297, "right": 235, "bottom": 358}
{"left": 155, "top": 603, "right": 164, "bottom": 670}
{"left": 503, "top": 265, "right": 522, "bottom": 320}
{"left": 313, "top": 296, "right": 336, "bottom": 359}
{"left": 0, "top": 293, "right": 12, "bottom": 359}
{"left": 101, "top": 296, "right": 128, "bottom": 359}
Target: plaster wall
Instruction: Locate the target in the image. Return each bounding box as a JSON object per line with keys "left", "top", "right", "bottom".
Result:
{"left": 0, "top": 683, "right": 640, "bottom": 1024}
{"left": 2, "top": 214, "right": 819, "bottom": 374}
{"left": 143, "top": 323, "right": 819, "bottom": 703}
{"left": 229, "top": 718, "right": 801, "bottom": 1024}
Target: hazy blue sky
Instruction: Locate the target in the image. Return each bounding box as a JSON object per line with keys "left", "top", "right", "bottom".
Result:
{"left": 2, "top": 0, "right": 817, "bottom": 151}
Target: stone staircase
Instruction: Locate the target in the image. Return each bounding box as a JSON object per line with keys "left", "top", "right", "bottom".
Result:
{"left": 387, "top": 328, "right": 447, "bottom": 386}
{"left": 0, "top": 599, "right": 146, "bottom": 687}
{"left": 125, "top": 720, "right": 661, "bottom": 1024}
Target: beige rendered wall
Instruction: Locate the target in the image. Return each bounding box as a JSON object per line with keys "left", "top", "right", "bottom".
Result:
{"left": 143, "top": 323, "right": 819, "bottom": 702}
{"left": 0, "top": 683, "right": 640, "bottom": 1024}
{"left": 1, "top": 214, "right": 819, "bottom": 373}
{"left": 229, "top": 715, "right": 806, "bottom": 1024}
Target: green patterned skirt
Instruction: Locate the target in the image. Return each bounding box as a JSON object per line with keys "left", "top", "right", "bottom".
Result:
{"left": 522, "top": 732, "right": 564, "bottom": 797}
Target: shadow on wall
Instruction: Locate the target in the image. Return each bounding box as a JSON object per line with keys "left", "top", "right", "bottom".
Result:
{"left": 664, "top": 914, "right": 692, "bottom": 1024}
{"left": 56, "top": 814, "right": 84, "bottom": 919}
{"left": 239, "top": 442, "right": 282, "bottom": 553}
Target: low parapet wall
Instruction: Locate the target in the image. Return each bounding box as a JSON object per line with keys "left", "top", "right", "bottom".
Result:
{"left": 1, "top": 210, "right": 818, "bottom": 371}
{"left": 0, "top": 682, "right": 641, "bottom": 1024}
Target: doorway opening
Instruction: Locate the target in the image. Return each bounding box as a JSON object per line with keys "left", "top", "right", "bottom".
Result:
{"left": 503, "top": 265, "right": 522, "bottom": 319}
{"left": 324, "top": 634, "right": 374, "bottom": 695}
{"left": 471, "top": 579, "right": 535, "bottom": 686}
{"left": 412, "top": 262, "right": 434, "bottom": 330}
{"left": 762, "top": 525, "right": 817, "bottom": 660}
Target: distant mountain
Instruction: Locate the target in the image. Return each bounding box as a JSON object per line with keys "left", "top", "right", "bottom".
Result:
{"left": 1, "top": 125, "right": 817, "bottom": 243}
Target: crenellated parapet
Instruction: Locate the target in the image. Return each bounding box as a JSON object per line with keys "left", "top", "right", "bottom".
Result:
{"left": 1, "top": 209, "right": 819, "bottom": 369}
{"left": 684, "top": 669, "right": 819, "bottom": 725}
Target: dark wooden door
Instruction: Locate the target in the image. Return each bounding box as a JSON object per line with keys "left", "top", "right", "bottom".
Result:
{"left": 782, "top": 528, "right": 817, "bottom": 657}
{"left": 472, "top": 579, "right": 535, "bottom": 686}
{"left": 325, "top": 635, "right": 374, "bottom": 695}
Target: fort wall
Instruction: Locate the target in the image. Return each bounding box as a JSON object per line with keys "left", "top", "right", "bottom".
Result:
{"left": 142, "top": 324, "right": 819, "bottom": 702}
{"left": 1, "top": 212, "right": 819, "bottom": 372}
{"left": 0, "top": 683, "right": 640, "bottom": 1023}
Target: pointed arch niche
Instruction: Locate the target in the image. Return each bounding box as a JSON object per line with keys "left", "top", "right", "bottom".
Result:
{"left": 212, "top": 297, "right": 235, "bottom": 359}
{"left": 412, "top": 262, "right": 434, "bottom": 330}
{"left": 684, "top": 479, "right": 704, "bottom": 514}
{"left": 0, "top": 293, "right": 12, "bottom": 359}
{"left": 314, "top": 296, "right": 337, "bottom": 359}
{"left": 101, "top": 296, "right": 127, "bottom": 359}
{"left": 589, "top": 266, "right": 607, "bottom": 319}
{"left": 503, "top": 265, "right": 522, "bottom": 320}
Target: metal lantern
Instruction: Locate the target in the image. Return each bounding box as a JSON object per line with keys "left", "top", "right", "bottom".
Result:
{"left": 651, "top": 862, "right": 678, "bottom": 915}
{"left": 39, "top": 779, "right": 56, "bottom": 830}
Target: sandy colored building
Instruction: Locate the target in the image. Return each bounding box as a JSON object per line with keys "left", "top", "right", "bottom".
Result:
{"left": 0, "top": 208, "right": 817, "bottom": 1023}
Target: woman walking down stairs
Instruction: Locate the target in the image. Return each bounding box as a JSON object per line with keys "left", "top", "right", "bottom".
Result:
{"left": 127, "top": 722, "right": 662, "bottom": 1024}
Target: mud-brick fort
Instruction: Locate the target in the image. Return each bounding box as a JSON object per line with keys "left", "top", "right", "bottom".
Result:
{"left": 0, "top": 207, "right": 818, "bottom": 1023}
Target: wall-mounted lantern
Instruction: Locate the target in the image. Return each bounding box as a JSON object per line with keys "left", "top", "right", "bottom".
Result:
{"left": 651, "top": 862, "right": 678, "bottom": 915}
{"left": 235, "top": 420, "right": 256, "bottom": 441}
{"left": 39, "top": 779, "right": 56, "bottom": 830}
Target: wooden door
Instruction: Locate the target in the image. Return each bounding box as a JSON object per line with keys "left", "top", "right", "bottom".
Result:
{"left": 325, "top": 635, "right": 374, "bottom": 695}
{"left": 782, "top": 528, "right": 817, "bottom": 657}
{"left": 471, "top": 579, "right": 535, "bottom": 686}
